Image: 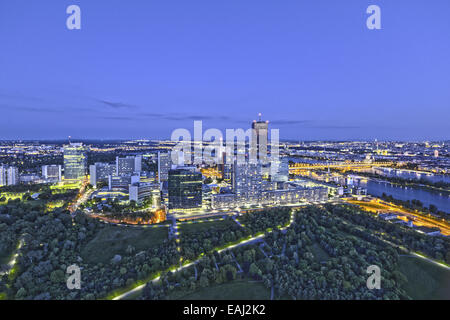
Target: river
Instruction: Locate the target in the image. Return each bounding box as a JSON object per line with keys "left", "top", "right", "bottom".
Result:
{"left": 371, "top": 167, "right": 450, "bottom": 184}
{"left": 352, "top": 177, "right": 450, "bottom": 214}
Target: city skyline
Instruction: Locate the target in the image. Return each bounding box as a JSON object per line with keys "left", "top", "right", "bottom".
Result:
{"left": 1, "top": 0, "right": 450, "bottom": 306}
{"left": 1, "top": 1, "right": 450, "bottom": 141}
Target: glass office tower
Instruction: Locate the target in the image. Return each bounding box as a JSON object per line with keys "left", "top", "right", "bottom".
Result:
{"left": 168, "top": 168, "right": 202, "bottom": 210}
{"left": 63, "top": 143, "right": 87, "bottom": 181}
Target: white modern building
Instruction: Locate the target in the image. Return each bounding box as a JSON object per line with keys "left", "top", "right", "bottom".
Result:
{"left": 42, "top": 165, "right": 62, "bottom": 183}
{"left": 7, "top": 167, "right": 19, "bottom": 186}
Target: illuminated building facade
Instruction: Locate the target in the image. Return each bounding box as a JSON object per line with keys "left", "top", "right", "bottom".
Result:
{"left": 158, "top": 151, "right": 172, "bottom": 183}
{"left": 232, "top": 161, "right": 262, "bottom": 204}
{"left": 108, "top": 174, "right": 139, "bottom": 191}
{"left": 63, "top": 143, "right": 87, "bottom": 181}
{"left": 129, "top": 182, "right": 159, "bottom": 204}
{"left": 211, "top": 193, "right": 237, "bottom": 209}
{"left": 0, "top": 166, "right": 6, "bottom": 186}
{"left": 271, "top": 157, "right": 289, "bottom": 183}
{"left": 261, "top": 187, "right": 327, "bottom": 206}
{"left": 42, "top": 165, "right": 62, "bottom": 183}
{"left": 168, "top": 168, "right": 202, "bottom": 210}
{"left": 116, "top": 156, "right": 142, "bottom": 176}
{"left": 90, "top": 162, "right": 115, "bottom": 187}
{"left": 7, "top": 166, "right": 19, "bottom": 185}
{"left": 251, "top": 113, "right": 269, "bottom": 161}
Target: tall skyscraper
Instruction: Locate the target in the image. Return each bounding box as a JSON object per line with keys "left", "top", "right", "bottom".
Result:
{"left": 232, "top": 160, "right": 262, "bottom": 204}
{"left": 271, "top": 157, "right": 289, "bottom": 183}
{"left": 116, "top": 156, "right": 133, "bottom": 176}
{"left": 223, "top": 162, "right": 233, "bottom": 183}
{"left": 251, "top": 113, "right": 269, "bottom": 161}
{"left": 0, "top": 166, "right": 7, "bottom": 186}
{"left": 134, "top": 155, "right": 142, "bottom": 173}
{"left": 158, "top": 151, "right": 172, "bottom": 183}
{"left": 7, "top": 167, "right": 19, "bottom": 186}
{"left": 42, "top": 165, "right": 62, "bottom": 183}
{"left": 89, "top": 162, "right": 115, "bottom": 187}
{"left": 168, "top": 168, "right": 202, "bottom": 210}
{"left": 116, "top": 155, "right": 142, "bottom": 176}
{"left": 63, "top": 143, "right": 87, "bottom": 181}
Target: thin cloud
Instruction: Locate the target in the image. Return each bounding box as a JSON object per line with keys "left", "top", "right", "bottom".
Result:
{"left": 97, "top": 99, "right": 138, "bottom": 109}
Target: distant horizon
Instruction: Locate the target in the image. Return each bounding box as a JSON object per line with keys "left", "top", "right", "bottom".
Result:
{"left": 0, "top": 137, "right": 448, "bottom": 144}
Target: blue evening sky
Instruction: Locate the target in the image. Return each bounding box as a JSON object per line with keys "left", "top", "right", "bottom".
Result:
{"left": 0, "top": 0, "right": 449, "bottom": 140}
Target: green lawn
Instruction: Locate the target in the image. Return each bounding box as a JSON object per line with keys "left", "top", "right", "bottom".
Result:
{"left": 179, "top": 219, "right": 236, "bottom": 236}
{"left": 169, "top": 279, "right": 271, "bottom": 300}
{"left": 81, "top": 225, "right": 168, "bottom": 265}
{"left": 398, "top": 255, "right": 450, "bottom": 300}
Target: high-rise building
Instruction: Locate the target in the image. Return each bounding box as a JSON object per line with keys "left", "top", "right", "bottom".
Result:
{"left": 115, "top": 155, "right": 142, "bottom": 176}
{"left": 139, "top": 171, "right": 157, "bottom": 184}
{"left": 223, "top": 163, "right": 233, "bottom": 183}
{"left": 116, "top": 156, "right": 133, "bottom": 176}
{"left": 42, "top": 165, "right": 62, "bottom": 183}
{"left": 63, "top": 143, "right": 87, "bottom": 181}
{"left": 168, "top": 168, "right": 202, "bottom": 210}
{"left": 251, "top": 113, "right": 269, "bottom": 161}
{"left": 90, "top": 162, "right": 115, "bottom": 187}
{"left": 158, "top": 151, "right": 172, "bottom": 183}
{"left": 271, "top": 157, "right": 289, "bottom": 183}
{"left": 0, "top": 166, "right": 7, "bottom": 186}
{"left": 134, "top": 155, "right": 142, "bottom": 173}
{"left": 7, "top": 167, "right": 19, "bottom": 186}
{"left": 232, "top": 161, "right": 262, "bottom": 204}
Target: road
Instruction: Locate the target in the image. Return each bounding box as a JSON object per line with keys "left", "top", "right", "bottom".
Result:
{"left": 68, "top": 178, "right": 92, "bottom": 215}
{"left": 377, "top": 236, "right": 450, "bottom": 270}
{"left": 0, "top": 238, "right": 24, "bottom": 276}
{"left": 345, "top": 198, "right": 450, "bottom": 236}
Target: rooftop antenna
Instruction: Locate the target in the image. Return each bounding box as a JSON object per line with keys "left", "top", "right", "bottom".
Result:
{"left": 258, "top": 113, "right": 262, "bottom": 121}
{"left": 68, "top": 136, "right": 71, "bottom": 144}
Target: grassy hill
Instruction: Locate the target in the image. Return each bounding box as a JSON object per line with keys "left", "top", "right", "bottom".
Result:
{"left": 398, "top": 255, "right": 450, "bottom": 300}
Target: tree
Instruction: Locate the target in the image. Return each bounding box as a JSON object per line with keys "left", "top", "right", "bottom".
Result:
{"left": 199, "top": 275, "right": 209, "bottom": 287}
{"left": 249, "top": 263, "right": 262, "bottom": 279}
{"left": 15, "top": 287, "right": 27, "bottom": 299}
{"left": 126, "top": 245, "right": 135, "bottom": 255}
{"left": 50, "top": 270, "right": 65, "bottom": 283}
{"left": 429, "top": 204, "right": 437, "bottom": 213}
